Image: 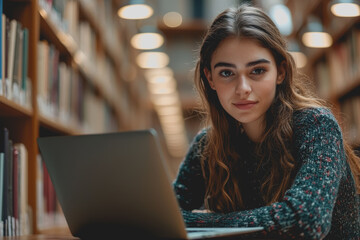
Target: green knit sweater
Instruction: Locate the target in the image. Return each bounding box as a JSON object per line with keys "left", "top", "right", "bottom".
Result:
{"left": 173, "top": 108, "right": 360, "bottom": 239}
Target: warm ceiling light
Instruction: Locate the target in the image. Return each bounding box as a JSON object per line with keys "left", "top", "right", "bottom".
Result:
{"left": 156, "top": 106, "right": 181, "bottom": 116}
{"left": 302, "top": 17, "right": 333, "bottom": 48}
{"left": 145, "top": 67, "right": 174, "bottom": 80}
{"left": 146, "top": 75, "right": 172, "bottom": 85}
{"left": 118, "top": 3, "right": 153, "bottom": 20}
{"left": 268, "top": 4, "right": 293, "bottom": 36}
{"left": 160, "top": 114, "right": 184, "bottom": 124}
{"left": 331, "top": 0, "right": 360, "bottom": 17}
{"left": 136, "top": 52, "right": 169, "bottom": 69}
{"left": 131, "top": 32, "right": 164, "bottom": 50}
{"left": 148, "top": 80, "right": 177, "bottom": 95}
{"left": 163, "top": 12, "right": 183, "bottom": 28}
{"left": 302, "top": 32, "right": 333, "bottom": 48}
{"left": 151, "top": 94, "right": 179, "bottom": 106}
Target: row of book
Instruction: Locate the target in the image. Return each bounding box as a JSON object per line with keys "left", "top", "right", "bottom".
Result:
{"left": 40, "top": 0, "right": 123, "bottom": 57}
{"left": 37, "top": 40, "right": 118, "bottom": 133}
{"left": 40, "top": 0, "right": 124, "bottom": 83}
{"left": 341, "top": 96, "right": 360, "bottom": 146}
{"left": 316, "top": 27, "right": 360, "bottom": 99}
{"left": 0, "top": 14, "right": 32, "bottom": 109}
{"left": 36, "top": 155, "right": 66, "bottom": 231}
{"left": 0, "top": 128, "right": 31, "bottom": 236}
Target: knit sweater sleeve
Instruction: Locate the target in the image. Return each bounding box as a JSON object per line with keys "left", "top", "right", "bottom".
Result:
{"left": 173, "top": 129, "right": 207, "bottom": 210}
{"left": 178, "top": 108, "right": 347, "bottom": 239}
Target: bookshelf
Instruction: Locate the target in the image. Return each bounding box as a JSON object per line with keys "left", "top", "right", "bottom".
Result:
{"left": 0, "top": 0, "right": 151, "bottom": 235}
{"left": 288, "top": 0, "right": 360, "bottom": 147}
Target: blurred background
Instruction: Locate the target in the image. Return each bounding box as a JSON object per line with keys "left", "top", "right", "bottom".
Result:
{"left": 113, "top": 0, "right": 360, "bottom": 177}
{"left": 2, "top": 0, "right": 360, "bottom": 235}
{"left": 32, "top": 0, "right": 360, "bottom": 176}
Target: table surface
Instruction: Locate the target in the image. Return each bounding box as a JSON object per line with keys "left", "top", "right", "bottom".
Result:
{"left": 2, "top": 235, "right": 79, "bottom": 240}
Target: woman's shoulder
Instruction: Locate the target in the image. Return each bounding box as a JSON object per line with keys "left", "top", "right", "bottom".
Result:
{"left": 293, "top": 107, "right": 339, "bottom": 128}
{"left": 186, "top": 128, "right": 209, "bottom": 157}
{"left": 190, "top": 128, "right": 209, "bottom": 149}
{"left": 193, "top": 128, "right": 209, "bottom": 143}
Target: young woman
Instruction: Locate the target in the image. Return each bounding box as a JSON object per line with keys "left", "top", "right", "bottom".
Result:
{"left": 173, "top": 5, "right": 360, "bottom": 239}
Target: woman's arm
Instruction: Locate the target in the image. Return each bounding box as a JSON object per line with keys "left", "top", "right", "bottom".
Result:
{"left": 180, "top": 109, "right": 348, "bottom": 239}
{"left": 173, "top": 129, "right": 207, "bottom": 211}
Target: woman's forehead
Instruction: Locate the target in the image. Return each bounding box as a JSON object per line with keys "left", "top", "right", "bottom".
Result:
{"left": 210, "top": 37, "right": 275, "bottom": 67}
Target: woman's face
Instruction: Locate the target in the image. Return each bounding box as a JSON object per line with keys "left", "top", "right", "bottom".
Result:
{"left": 205, "top": 37, "right": 284, "bottom": 135}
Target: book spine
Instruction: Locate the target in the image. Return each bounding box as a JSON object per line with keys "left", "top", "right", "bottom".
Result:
{"left": 0, "top": 128, "right": 29, "bottom": 236}
{"left": 0, "top": 0, "right": 2, "bottom": 94}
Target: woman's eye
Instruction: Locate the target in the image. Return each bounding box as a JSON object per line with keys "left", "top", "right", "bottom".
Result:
{"left": 251, "top": 68, "right": 265, "bottom": 75}
{"left": 219, "top": 70, "right": 233, "bottom": 77}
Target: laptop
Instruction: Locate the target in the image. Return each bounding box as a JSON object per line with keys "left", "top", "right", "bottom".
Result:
{"left": 37, "top": 129, "right": 263, "bottom": 239}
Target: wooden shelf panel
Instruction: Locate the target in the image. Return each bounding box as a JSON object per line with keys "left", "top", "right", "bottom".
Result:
{"left": 39, "top": 7, "right": 77, "bottom": 60}
{"left": 0, "top": 95, "right": 32, "bottom": 117}
{"left": 37, "top": 226, "right": 71, "bottom": 236}
{"left": 330, "top": 75, "right": 360, "bottom": 101}
{"left": 39, "top": 114, "right": 81, "bottom": 136}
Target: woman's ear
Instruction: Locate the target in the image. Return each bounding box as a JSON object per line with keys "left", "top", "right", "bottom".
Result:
{"left": 276, "top": 61, "right": 286, "bottom": 84}
{"left": 204, "top": 68, "right": 216, "bottom": 90}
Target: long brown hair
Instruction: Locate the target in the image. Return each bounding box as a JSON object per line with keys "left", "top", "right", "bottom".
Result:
{"left": 194, "top": 5, "right": 360, "bottom": 213}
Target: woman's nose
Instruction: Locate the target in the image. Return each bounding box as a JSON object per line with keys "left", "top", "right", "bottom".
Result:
{"left": 235, "top": 75, "right": 252, "bottom": 96}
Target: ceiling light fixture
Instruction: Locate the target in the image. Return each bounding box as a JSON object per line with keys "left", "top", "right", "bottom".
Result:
{"left": 118, "top": 0, "right": 153, "bottom": 20}
{"left": 301, "top": 17, "right": 333, "bottom": 48}
{"left": 131, "top": 32, "right": 164, "bottom": 50}
{"left": 330, "top": 0, "right": 360, "bottom": 17}
{"left": 268, "top": 4, "right": 293, "bottom": 36}
{"left": 163, "top": 12, "right": 183, "bottom": 28}
{"left": 136, "top": 52, "right": 169, "bottom": 69}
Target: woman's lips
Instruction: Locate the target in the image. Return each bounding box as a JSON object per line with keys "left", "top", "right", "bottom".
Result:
{"left": 233, "top": 101, "right": 258, "bottom": 110}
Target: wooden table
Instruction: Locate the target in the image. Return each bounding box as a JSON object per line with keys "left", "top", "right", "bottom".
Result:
{"left": 2, "top": 235, "right": 79, "bottom": 240}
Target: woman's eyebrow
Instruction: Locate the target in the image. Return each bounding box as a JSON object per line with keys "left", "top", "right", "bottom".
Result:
{"left": 213, "top": 59, "right": 271, "bottom": 69}
{"left": 213, "top": 62, "right": 236, "bottom": 69}
{"left": 246, "top": 58, "right": 271, "bottom": 67}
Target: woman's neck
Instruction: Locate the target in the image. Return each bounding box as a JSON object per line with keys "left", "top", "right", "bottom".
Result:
{"left": 242, "top": 118, "right": 265, "bottom": 143}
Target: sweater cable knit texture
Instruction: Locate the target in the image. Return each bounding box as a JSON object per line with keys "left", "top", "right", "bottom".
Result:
{"left": 173, "top": 108, "right": 360, "bottom": 239}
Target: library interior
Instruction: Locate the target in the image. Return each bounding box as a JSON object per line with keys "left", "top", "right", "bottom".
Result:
{"left": 0, "top": 0, "right": 360, "bottom": 238}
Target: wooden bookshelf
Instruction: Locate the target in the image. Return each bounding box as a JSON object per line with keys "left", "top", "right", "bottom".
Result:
{"left": 289, "top": 0, "right": 360, "bottom": 147}
{"left": 306, "top": 16, "right": 360, "bottom": 68}
{"left": 0, "top": 0, "right": 151, "bottom": 235}
{"left": 38, "top": 114, "right": 81, "bottom": 136}
{"left": 0, "top": 95, "right": 32, "bottom": 117}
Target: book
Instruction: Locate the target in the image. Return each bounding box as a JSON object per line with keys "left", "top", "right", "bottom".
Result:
{"left": 0, "top": 152, "right": 4, "bottom": 229}
{"left": 12, "top": 21, "right": 23, "bottom": 103}
{"left": 37, "top": 40, "right": 49, "bottom": 114}
{"left": 4, "top": 17, "right": 10, "bottom": 98}
{"left": 12, "top": 147, "right": 19, "bottom": 225}
{"left": 1, "top": 14, "right": 5, "bottom": 95}
{"left": 0, "top": 128, "right": 9, "bottom": 224}
{"left": 21, "top": 28, "right": 28, "bottom": 92}
{"left": 6, "top": 139, "right": 14, "bottom": 235}
{"left": 50, "top": 46, "right": 60, "bottom": 116}
{"left": 58, "top": 62, "right": 70, "bottom": 122}
{"left": 0, "top": 0, "right": 2, "bottom": 95}
{"left": 13, "top": 143, "right": 28, "bottom": 235}
{"left": 6, "top": 19, "right": 17, "bottom": 100}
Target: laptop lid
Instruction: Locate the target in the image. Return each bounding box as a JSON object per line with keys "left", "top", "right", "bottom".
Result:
{"left": 37, "top": 129, "right": 188, "bottom": 239}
